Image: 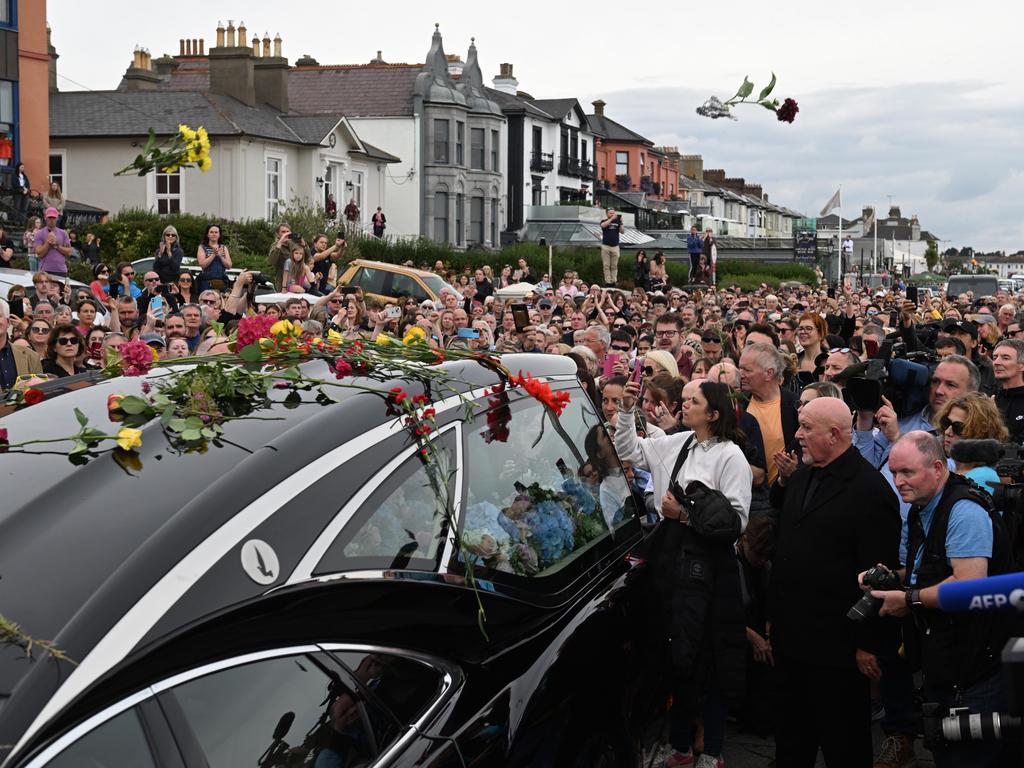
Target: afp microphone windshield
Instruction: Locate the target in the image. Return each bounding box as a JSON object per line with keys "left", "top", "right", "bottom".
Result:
{"left": 937, "top": 572, "right": 1024, "bottom": 612}
{"left": 949, "top": 438, "right": 1002, "bottom": 466}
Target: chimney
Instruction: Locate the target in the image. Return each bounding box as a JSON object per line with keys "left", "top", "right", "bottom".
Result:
{"left": 262, "top": 32, "right": 271, "bottom": 58}
{"left": 153, "top": 54, "right": 179, "bottom": 77}
{"left": 910, "top": 215, "right": 921, "bottom": 240}
{"left": 704, "top": 169, "right": 726, "bottom": 183}
{"left": 888, "top": 204, "right": 902, "bottom": 219}
{"left": 209, "top": 21, "right": 256, "bottom": 106}
{"left": 254, "top": 33, "right": 289, "bottom": 112}
{"left": 492, "top": 62, "right": 518, "bottom": 95}
{"left": 215, "top": 21, "right": 225, "bottom": 48}
{"left": 591, "top": 98, "right": 606, "bottom": 117}
{"left": 295, "top": 54, "right": 319, "bottom": 66}
{"left": 185, "top": 39, "right": 192, "bottom": 56}
{"left": 237, "top": 21, "right": 247, "bottom": 46}
{"left": 681, "top": 154, "right": 704, "bottom": 181}
{"left": 198, "top": 39, "right": 204, "bottom": 55}
{"left": 122, "top": 46, "right": 162, "bottom": 91}
{"left": 47, "top": 23, "right": 59, "bottom": 93}
{"left": 446, "top": 54, "right": 463, "bottom": 77}
{"left": 179, "top": 39, "right": 186, "bottom": 56}
{"left": 369, "top": 50, "right": 386, "bottom": 64}
{"left": 252, "top": 36, "right": 260, "bottom": 56}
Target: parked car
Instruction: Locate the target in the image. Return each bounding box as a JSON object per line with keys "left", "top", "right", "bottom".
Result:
{"left": 131, "top": 256, "right": 245, "bottom": 285}
{"left": 0, "top": 354, "right": 661, "bottom": 767}
{"left": 944, "top": 274, "right": 999, "bottom": 298}
{"left": 0, "top": 268, "right": 90, "bottom": 304}
{"left": 337, "top": 260, "right": 460, "bottom": 305}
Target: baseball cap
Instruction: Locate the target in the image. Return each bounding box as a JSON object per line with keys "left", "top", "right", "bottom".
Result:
{"left": 44, "top": 207, "right": 60, "bottom": 219}
{"left": 538, "top": 299, "right": 552, "bottom": 309}
{"left": 140, "top": 332, "right": 166, "bottom": 347}
{"left": 942, "top": 319, "right": 978, "bottom": 338}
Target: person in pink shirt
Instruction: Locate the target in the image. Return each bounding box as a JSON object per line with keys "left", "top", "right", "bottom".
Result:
{"left": 33, "top": 207, "right": 73, "bottom": 278}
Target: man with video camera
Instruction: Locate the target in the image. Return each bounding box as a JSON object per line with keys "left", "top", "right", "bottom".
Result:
{"left": 864, "top": 431, "right": 1012, "bottom": 768}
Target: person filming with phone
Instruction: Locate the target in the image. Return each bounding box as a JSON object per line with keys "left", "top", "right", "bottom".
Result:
{"left": 599, "top": 208, "right": 624, "bottom": 287}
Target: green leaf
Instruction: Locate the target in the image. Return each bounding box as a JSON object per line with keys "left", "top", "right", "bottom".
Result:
{"left": 69, "top": 440, "right": 89, "bottom": 455}
{"left": 184, "top": 416, "right": 204, "bottom": 430}
{"left": 160, "top": 408, "right": 176, "bottom": 428}
{"left": 283, "top": 391, "right": 302, "bottom": 409}
{"left": 180, "top": 429, "right": 202, "bottom": 442}
{"left": 758, "top": 72, "right": 777, "bottom": 101}
{"left": 168, "top": 417, "right": 188, "bottom": 432}
{"left": 761, "top": 101, "right": 779, "bottom": 111}
{"left": 200, "top": 427, "right": 216, "bottom": 439}
{"left": 74, "top": 408, "right": 89, "bottom": 428}
{"left": 238, "top": 344, "right": 263, "bottom": 362}
{"left": 119, "top": 396, "right": 150, "bottom": 415}
{"left": 279, "top": 366, "right": 302, "bottom": 382}
{"left": 734, "top": 76, "right": 754, "bottom": 100}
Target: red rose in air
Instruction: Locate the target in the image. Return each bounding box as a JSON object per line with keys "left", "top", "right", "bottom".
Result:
{"left": 776, "top": 98, "right": 799, "bottom": 123}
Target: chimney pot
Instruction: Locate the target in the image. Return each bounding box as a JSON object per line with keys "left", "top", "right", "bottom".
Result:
{"left": 237, "top": 21, "right": 247, "bottom": 45}
{"left": 185, "top": 39, "right": 192, "bottom": 56}
{"left": 262, "top": 33, "right": 271, "bottom": 58}
{"left": 179, "top": 39, "right": 185, "bottom": 56}
{"left": 215, "top": 21, "right": 225, "bottom": 48}
{"left": 252, "top": 36, "right": 260, "bottom": 56}
{"left": 191, "top": 39, "right": 198, "bottom": 57}
{"left": 198, "top": 39, "right": 204, "bottom": 55}
{"left": 225, "top": 20, "right": 235, "bottom": 48}
{"left": 273, "top": 33, "right": 282, "bottom": 58}
{"left": 592, "top": 99, "right": 606, "bottom": 117}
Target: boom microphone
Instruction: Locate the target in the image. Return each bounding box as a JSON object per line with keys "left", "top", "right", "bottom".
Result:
{"left": 950, "top": 438, "right": 1003, "bottom": 467}
{"left": 937, "top": 572, "right": 1024, "bottom": 612}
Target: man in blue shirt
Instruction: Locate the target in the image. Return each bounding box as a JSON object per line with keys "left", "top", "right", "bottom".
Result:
{"left": 867, "top": 432, "right": 1005, "bottom": 768}
{"left": 599, "top": 209, "right": 623, "bottom": 287}
{"left": 686, "top": 226, "right": 703, "bottom": 282}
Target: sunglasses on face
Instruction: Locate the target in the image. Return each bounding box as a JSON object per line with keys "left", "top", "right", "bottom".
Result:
{"left": 56, "top": 337, "right": 79, "bottom": 346}
{"left": 98, "top": 269, "right": 109, "bottom": 275}
{"left": 179, "top": 277, "right": 193, "bottom": 283}
{"left": 30, "top": 326, "right": 49, "bottom": 333}
{"left": 940, "top": 417, "right": 966, "bottom": 436}
{"left": 200, "top": 299, "right": 219, "bottom": 306}
{"left": 643, "top": 366, "right": 656, "bottom": 376}
{"left": 123, "top": 271, "right": 136, "bottom": 277}
{"left": 610, "top": 345, "right": 630, "bottom": 352}
{"left": 144, "top": 277, "right": 160, "bottom": 283}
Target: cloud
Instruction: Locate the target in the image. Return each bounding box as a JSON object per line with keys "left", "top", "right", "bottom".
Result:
{"left": 604, "top": 81, "right": 1024, "bottom": 251}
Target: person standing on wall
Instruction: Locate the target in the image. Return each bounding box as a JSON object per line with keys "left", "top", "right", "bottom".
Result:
{"left": 687, "top": 226, "right": 703, "bottom": 283}
{"left": 600, "top": 208, "right": 623, "bottom": 288}
{"left": 372, "top": 206, "right": 387, "bottom": 238}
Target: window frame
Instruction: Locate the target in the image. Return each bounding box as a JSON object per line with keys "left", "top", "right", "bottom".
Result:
{"left": 433, "top": 119, "right": 449, "bottom": 164}
{"left": 490, "top": 129, "right": 499, "bottom": 172}
{"left": 265, "top": 154, "right": 285, "bottom": 220}
{"left": 615, "top": 151, "right": 629, "bottom": 177}
{"left": 469, "top": 195, "right": 484, "bottom": 245}
{"left": 455, "top": 121, "right": 465, "bottom": 166}
{"left": 455, "top": 192, "right": 464, "bottom": 247}
{"left": 48, "top": 149, "right": 67, "bottom": 195}
{"left": 151, "top": 167, "right": 182, "bottom": 215}
{"left": 433, "top": 190, "right": 449, "bottom": 243}
{"left": 469, "top": 127, "right": 485, "bottom": 170}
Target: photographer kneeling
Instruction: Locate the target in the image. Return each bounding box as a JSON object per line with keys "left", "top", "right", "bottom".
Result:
{"left": 866, "top": 431, "right": 1011, "bottom": 768}
{"left": 615, "top": 380, "right": 751, "bottom": 768}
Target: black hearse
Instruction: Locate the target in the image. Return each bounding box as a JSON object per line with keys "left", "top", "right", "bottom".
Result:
{"left": 0, "top": 354, "right": 660, "bottom": 767}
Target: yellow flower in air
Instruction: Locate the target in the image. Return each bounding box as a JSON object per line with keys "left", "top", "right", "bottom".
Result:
{"left": 403, "top": 326, "right": 427, "bottom": 346}
{"left": 115, "top": 427, "right": 143, "bottom": 451}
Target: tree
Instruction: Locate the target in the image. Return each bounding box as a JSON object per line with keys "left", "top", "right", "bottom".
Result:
{"left": 925, "top": 241, "right": 939, "bottom": 272}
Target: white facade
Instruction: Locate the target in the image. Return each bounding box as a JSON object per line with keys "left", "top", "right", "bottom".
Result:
{"left": 347, "top": 116, "right": 419, "bottom": 238}
{"left": 50, "top": 121, "right": 393, "bottom": 226}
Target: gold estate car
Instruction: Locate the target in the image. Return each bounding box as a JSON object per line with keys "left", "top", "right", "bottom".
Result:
{"left": 337, "top": 260, "right": 460, "bottom": 305}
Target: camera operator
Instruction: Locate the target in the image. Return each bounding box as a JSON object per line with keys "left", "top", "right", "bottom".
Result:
{"left": 855, "top": 355, "right": 980, "bottom": 470}
{"left": 769, "top": 397, "right": 900, "bottom": 767}
{"left": 941, "top": 319, "right": 997, "bottom": 395}
{"left": 993, "top": 339, "right": 1024, "bottom": 442}
{"left": 866, "top": 431, "right": 1010, "bottom": 768}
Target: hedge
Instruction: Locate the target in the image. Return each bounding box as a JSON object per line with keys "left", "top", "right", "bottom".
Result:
{"left": 33, "top": 208, "right": 816, "bottom": 290}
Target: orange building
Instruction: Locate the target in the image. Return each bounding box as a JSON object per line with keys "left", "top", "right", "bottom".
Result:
{"left": 6, "top": 0, "right": 50, "bottom": 190}
{"left": 588, "top": 99, "right": 678, "bottom": 201}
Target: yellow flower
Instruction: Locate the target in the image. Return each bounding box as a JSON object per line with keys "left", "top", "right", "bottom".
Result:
{"left": 199, "top": 156, "right": 212, "bottom": 172}
{"left": 403, "top": 326, "right": 427, "bottom": 346}
{"left": 326, "top": 328, "right": 344, "bottom": 344}
{"left": 270, "top": 319, "right": 303, "bottom": 337}
{"left": 115, "top": 427, "right": 143, "bottom": 451}
{"left": 197, "top": 126, "right": 211, "bottom": 151}
{"left": 375, "top": 333, "right": 392, "bottom": 345}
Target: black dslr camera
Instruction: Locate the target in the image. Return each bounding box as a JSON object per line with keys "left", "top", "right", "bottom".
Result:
{"left": 848, "top": 564, "right": 902, "bottom": 621}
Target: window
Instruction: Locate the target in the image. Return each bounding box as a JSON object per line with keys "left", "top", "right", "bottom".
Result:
{"left": 165, "top": 652, "right": 397, "bottom": 768}
{"left": 581, "top": 139, "right": 588, "bottom": 163}
{"left": 46, "top": 708, "right": 156, "bottom": 768}
{"left": 531, "top": 126, "right": 542, "bottom": 155}
{"left": 391, "top": 273, "right": 428, "bottom": 302}
{"left": 0, "top": 80, "right": 13, "bottom": 124}
{"left": 462, "top": 392, "right": 633, "bottom": 580}
{"left": 456, "top": 121, "right": 465, "bottom": 165}
{"left": 615, "top": 151, "right": 628, "bottom": 177}
{"left": 433, "top": 191, "right": 448, "bottom": 243}
{"left": 470, "top": 127, "right": 485, "bottom": 170}
{"left": 49, "top": 151, "right": 65, "bottom": 191}
{"left": 154, "top": 168, "right": 181, "bottom": 214}
{"left": 470, "top": 196, "right": 484, "bottom": 244}
{"left": 433, "top": 119, "right": 449, "bottom": 163}
{"left": 351, "top": 170, "right": 363, "bottom": 212}
{"left": 455, "top": 192, "right": 464, "bottom": 246}
{"left": 315, "top": 429, "right": 456, "bottom": 573}
{"left": 531, "top": 175, "right": 544, "bottom": 206}
{"left": 490, "top": 197, "right": 498, "bottom": 245}
{"left": 491, "top": 129, "right": 499, "bottom": 171}
{"left": 266, "top": 156, "right": 282, "bottom": 219}
{"left": 346, "top": 265, "right": 388, "bottom": 295}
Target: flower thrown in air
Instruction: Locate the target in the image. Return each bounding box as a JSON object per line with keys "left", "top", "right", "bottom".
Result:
{"left": 696, "top": 73, "right": 799, "bottom": 125}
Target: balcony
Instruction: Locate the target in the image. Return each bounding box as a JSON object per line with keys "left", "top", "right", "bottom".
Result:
{"left": 558, "top": 156, "right": 583, "bottom": 177}
{"left": 530, "top": 151, "right": 554, "bottom": 172}
{"left": 580, "top": 160, "right": 596, "bottom": 180}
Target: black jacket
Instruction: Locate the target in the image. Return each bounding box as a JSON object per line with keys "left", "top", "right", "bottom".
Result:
{"left": 743, "top": 387, "right": 800, "bottom": 455}
{"left": 154, "top": 243, "right": 185, "bottom": 284}
{"left": 997, "top": 385, "right": 1024, "bottom": 443}
{"left": 769, "top": 446, "right": 901, "bottom": 668}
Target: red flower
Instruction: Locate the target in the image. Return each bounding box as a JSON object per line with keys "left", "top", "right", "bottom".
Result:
{"left": 119, "top": 339, "right": 157, "bottom": 377}
{"left": 389, "top": 387, "right": 408, "bottom": 404}
{"left": 412, "top": 394, "right": 430, "bottom": 405}
{"left": 334, "top": 358, "right": 353, "bottom": 379}
{"left": 0, "top": 427, "right": 8, "bottom": 449}
{"left": 511, "top": 371, "right": 571, "bottom": 416}
{"left": 422, "top": 407, "right": 436, "bottom": 420}
{"left": 776, "top": 98, "right": 799, "bottom": 123}
{"left": 23, "top": 388, "right": 44, "bottom": 406}
{"left": 235, "top": 315, "right": 276, "bottom": 351}
{"left": 483, "top": 397, "right": 511, "bottom": 443}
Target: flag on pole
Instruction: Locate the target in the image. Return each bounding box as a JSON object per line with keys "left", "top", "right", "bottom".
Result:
{"left": 862, "top": 206, "right": 876, "bottom": 231}
{"left": 819, "top": 188, "right": 841, "bottom": 217}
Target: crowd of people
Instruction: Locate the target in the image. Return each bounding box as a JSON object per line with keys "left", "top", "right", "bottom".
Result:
{"left": 3, "top": 211, "right": 1024, "bottom": 768}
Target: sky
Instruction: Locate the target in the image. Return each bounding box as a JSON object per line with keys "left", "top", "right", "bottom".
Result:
{"left": 48, "top": 0, "right": 1024, "bottom": 252}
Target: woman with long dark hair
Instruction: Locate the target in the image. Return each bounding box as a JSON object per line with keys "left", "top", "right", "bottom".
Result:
{"left": 615, "top": 379, "right": 751, "bottom": 767}
{"left": 634, "top": 250, "right": 650, "bottom": 291}
{"left": 196, "top": 223, "right": 232, "bottom": 294}
{"left": 649, "top": 251, "right": 668, "bottom": 291}
{"left": 42, "top": 324, "right": 87, "bottom": 378}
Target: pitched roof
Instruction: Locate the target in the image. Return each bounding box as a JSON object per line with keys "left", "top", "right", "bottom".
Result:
{"left": 584, "top": 113, "right": 652, "bottom": 145}
{"left": 483, "top": 86, "right": 554, "bottom": 119}
{"left": 278, "top": 114, "right": 342, "bottom": 143}
{"left": 288, "top": 65, "right": 421, "bottom": 116}
{"left": 353, "top": 139, "right": 401, "bottom": 163}
{"left": 529, "top": 98, "right": 579, "bottom": 122}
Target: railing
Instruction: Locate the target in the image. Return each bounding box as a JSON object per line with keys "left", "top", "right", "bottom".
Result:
{"left": 557, "top": 156, "right": 582, "bottom": 177}
{"left": 580, "top": 161, "right": 596, "bottom": 180}
{"left": 530, "top": 151, "right": 554, "bottom": 172}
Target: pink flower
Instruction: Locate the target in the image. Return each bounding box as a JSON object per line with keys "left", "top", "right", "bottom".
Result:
{"left": 334, "top": 358, "right": 353, "bottom": 379}
{"left": 140, "top": 381, "right": 151, "bottom": 394}
{"left": 120, "top": 339, "right": 157, "bottom": 377}
{"left": 235, "top": 314, "right": 277, "bottom": 351}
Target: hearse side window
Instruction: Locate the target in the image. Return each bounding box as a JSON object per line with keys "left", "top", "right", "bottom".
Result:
{"left": 462, "top": 392, "right": 631, "bottom": 578}
{"left": 45, "top": 708, "right": 156, "bottom": 768}
{"left": 314, "top": 431, "right": 456, "bottom": 575}
{"left": 163, "top": 652, "right": 393, "bottom": 768}
{"left": 348, "top": 266, "right": 388, "bottom": 295}
{"left": 327, "top": 650, "right": 446, "bottom": 725}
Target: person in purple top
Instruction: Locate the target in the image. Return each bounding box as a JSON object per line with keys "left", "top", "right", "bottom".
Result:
{"left": 33, "top": 206, "right": 73, "bottom": 278}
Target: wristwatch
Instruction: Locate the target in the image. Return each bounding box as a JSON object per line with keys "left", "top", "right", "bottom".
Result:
{"left": 905, "top": 588, "right": 923, "bottom": 610}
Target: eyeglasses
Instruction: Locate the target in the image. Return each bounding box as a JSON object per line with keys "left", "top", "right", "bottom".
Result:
{"left": 98, "top": 269, "right": 110, "bottom": 275}
{"left": 166, "top": 234, "right": 177, "bottom": 239}
{"left": 30, "top": 326, "right": 49, "bottom": 333}
{"left": 179, "top": 277, "right": 193, "bottom": 283}
{"left": 940, "top": 417, "right": 966, "bottom": 436}
{"left": 144, "top": 277, "right": 160, "bottom": 283}
{"left": 610, "top": 345, "right": 631, "bottom": 352}
{"left": 643, "top": 366, "right": 656, "bottom": 376}
{"left": 123, "top": 271, "right": 136, "bottom": 277}
{"left": 200, "top": 298, "right": 219, "bottom": 306}
{"left": 776, "top": 326, "right": 794, "bottom": 333}
{"left": 654, "top": 329, "right": 678, "bottom": 337}
{"left": 56, "top": 337, "right": 79, "bottom": 346}
{"left": 796, "top": 325, "right": 816, "bottom": 333}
